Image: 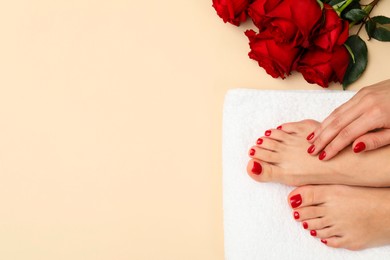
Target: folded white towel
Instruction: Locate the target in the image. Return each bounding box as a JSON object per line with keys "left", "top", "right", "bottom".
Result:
{"left": 223, "top": 89, "right": 390, "bottom": 259}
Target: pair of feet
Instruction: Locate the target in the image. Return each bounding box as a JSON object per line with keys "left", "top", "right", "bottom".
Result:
{"left": 247, "top": 120, "right": 390, "bottom": 251}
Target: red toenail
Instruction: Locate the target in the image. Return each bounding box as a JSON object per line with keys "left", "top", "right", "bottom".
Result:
{"left": 310, "top": 230, "right": 317, "bottom": 236}
{"left": 290, "top": 194, "right": 302, "bottom": 208}
{"left": 249, "top": 149, "right": 255, "bottom": 156}
{"left": 251, "top": 161, "right": 262, "bottom": 175}
{"left": 257, "top": 138, "right": 263, "bottom": 145}
{"left": 277, "top": 125, "right": 282, "bottom": 130}
{"left": 307, "top": 144, "right": 315, "bottom": 154}
{"left": 321, "top": 239, "right": 327, "bottom": 244}
{"left": 302, "top": 222, "right": 308, "bottom": 229}
{"left": 353, "top": 142, "right": 366, "bottom": 153}
{"left": 293, "top": 211, "right": 300, "bottom": 220}
{"left": 307, "top": 132, "right": 314, "bottom": 141}
{"left": 319, "top": 151, "right": 326, "bottom": 160}
{"left": 265, "top": 130, "right": 271, "bottom": 136}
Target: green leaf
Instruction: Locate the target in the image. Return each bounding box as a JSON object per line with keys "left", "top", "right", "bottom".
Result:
{"left": 365, "top": 16, "right": 390, "bottom": 42}
{"left": 316, "top": 0, "right": 324, "bottom": 10}
{"left": 343, "top": 35, "right": 368, "bottom": 89}
{"left": 344, "top": 9, "right": 366, "bottom": 22}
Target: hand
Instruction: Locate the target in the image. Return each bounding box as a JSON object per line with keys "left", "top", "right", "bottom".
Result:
{"left": 307, "top": 79, "right": 390, "bottom": 160}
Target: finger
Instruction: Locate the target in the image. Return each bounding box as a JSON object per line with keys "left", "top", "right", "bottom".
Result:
{"left": 352, "top": 129, "right": 390, "bottom": 153}
{"left": 319, "top": 114, "right": 379, "bottom": 160}
{"left": 308, "top": 88, "right": 369, "bottom": 144}
{"left": 308, "top": 108, "right": 363, "bottom": 156}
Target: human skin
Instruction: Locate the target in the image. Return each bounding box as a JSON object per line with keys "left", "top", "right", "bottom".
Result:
{"left": 306, "top": 79, "right": 390, "bottom": 161}
{"left": 288, "top": 184, "right": 390, "bottom": 250}
{"left": 246, "top": 120, "right": 390, "bottom": 187}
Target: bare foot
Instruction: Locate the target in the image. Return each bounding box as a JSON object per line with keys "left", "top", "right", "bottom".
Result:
{"left": 288, "top": 185, "right": 390, "bottom": 250}
{"left": 246, "top": 120, "right": 390, "bottom": 187}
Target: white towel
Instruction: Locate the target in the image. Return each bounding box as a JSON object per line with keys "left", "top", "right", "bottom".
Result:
{"left": 223, "top": 89, "right": 390, "bottom": 260}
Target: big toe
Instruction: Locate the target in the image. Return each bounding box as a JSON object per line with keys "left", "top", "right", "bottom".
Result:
{"left": 287, "top": 185, "right": 328, "bottom": 209}
{"left": 279, "top": 120, "right": 319, "bottom": 137}
{"left": 247, "top": 159, "right": 285, "bottom": 184}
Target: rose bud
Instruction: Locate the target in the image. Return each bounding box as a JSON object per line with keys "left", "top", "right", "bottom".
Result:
{"left": 245, "top": 29, "right": 301, "bottom": 79}
{"left": 297, "top": 45, "right": 350, "bottom": 88}
{"left": 313, "top": 4, "right": 349, "bottom": 52}
{"left": 248, "top": 0, "right": 322, "bottom": 47}
{"left": 212, "top": 0, "right": 252, "bottom": 26}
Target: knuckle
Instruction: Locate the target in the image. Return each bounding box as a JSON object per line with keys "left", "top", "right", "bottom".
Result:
{"left": 370, "top": 135, "right": 383, "bottom": 149}
{"left": 339, "top": 127, "right": 352, "bottom": 140}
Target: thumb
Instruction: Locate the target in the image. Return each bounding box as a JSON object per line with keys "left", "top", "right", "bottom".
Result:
{"left": 352, "top": 129, "right": 390, "bottom": 153}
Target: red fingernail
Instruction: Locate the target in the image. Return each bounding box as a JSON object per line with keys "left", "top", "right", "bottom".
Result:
{"left": 252, "top": 161, "right": 262, "bottom": 175}
{"left": 302, "top": 222, "right": 308, "bottom": 229}
{"left": 319, "top": 151, "right": 326, "bottom": 160}
{"left": 257, "top": 138, "right": 263, "bottom": 145}
{"left": 353, "top": 142, "right": 366, "bottom": 153}
{"left": 307, "top": 132, "right": 314, "bottom": 141}
{"left": 307, "top": 144, "right": 315, "bottom": 154}
{"left": 310, "top": 230, "right": 317, "bottom": 237}
{"left": 293, "top": 211, "right": 300, "bottom": 220}
{"left": 249, "top": 149, "right": 255, "bottom": 156}
{"left": 265, "top": 130, "right": 271, "bottom": 136}
{"left": 290, "top": 194, "right": 302, "bottom": 208}
{"left": 277, "top": 125, "right": 282, "bottom": 130}
{"left": 321, "top": 239, "right": 327, "bottom": 244}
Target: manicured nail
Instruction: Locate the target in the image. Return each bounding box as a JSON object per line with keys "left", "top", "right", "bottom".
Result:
{"left": 321, "top": 239, "right": 327, "bottom": 244}
{"left": 293, "top": 211, "right": 300, "bottom": 220}
{"left": 354, "top": 142, "right": 366, "bottom": 153}
{"left": 307, "top": 144, "right": 315, "bottom": 154}
{"left": 251, "top": 161, "right": 262, "bottom": 175}
{"left": 302, "top": 222, "right": 308, "bottom": 229}
{"left": 290, "top": 194, "right": 302, "bottom": 208}
{"left": 310, "top": 230, "right": 317, "bottom": 237}
{"left": 265, "top": 130, "right": 271, "bottom": 136}
{"left": 257, "top": 138, "right": 263, "bottom": 145}
{"left": 277, "top": 125, "right": 282, "bottom": 130}
{"left": 307, "top": 132, "right": 315, "bottom": 141}
{"left": 319, "top": 151, "right": 326, "bottom": 160}
{"left": 249, "top": 148, "right": 255, "bottom": 156}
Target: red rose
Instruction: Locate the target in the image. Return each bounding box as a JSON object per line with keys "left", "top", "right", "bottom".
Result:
{"left": 212, "top": 0, "right": 252, "bottom": 26}
{"left": 313, "top": 4, "right": 349, "bottom": 52}
{"left": 297, "top": 46, "right": 350, "bottom": 88}
{"left": 248, "top": 0, "right": 322, "bottom": 47}
{"left": 245, "top": 29, "right": 301, "bottom": 79}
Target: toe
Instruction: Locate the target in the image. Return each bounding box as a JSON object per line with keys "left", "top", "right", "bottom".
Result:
{"left": 302, "top": 217, "right": 330, "bottom": 230}
{"left": 293, "top": 206, "right": 325, "bottom": 221}
{"left": 278, "top": 120, "right": 319, "bottom": 135}
{"left": 246, "top": 159, "right": 283, "bottom": 183}
{"left": 313, "top": 227, "right": 338, "bottom": 239}
{"left": 288, "top": 186, "right": 327, "bottom": 209}
{"left": 323, "top": 236, "right": 344, "bottom": 248}
{"left": 249, "top": 146, "right": 280, "bottom": 163}
{"left": 262, "top": 129, "right": 291, "bottom": 142}
{"left": 254, "top": 137, "right": 281, "bottom": 152}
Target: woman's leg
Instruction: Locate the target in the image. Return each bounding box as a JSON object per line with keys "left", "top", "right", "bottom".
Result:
{"left": 247, "top": 120, "right": 390, "bottom": 187}
{"left": 288, "top": 185, "right": 390, "bottom": 250}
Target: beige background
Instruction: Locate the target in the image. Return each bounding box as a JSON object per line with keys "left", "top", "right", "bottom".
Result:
{"left": 0, "top": 1, "right": 389, "bottom": 259}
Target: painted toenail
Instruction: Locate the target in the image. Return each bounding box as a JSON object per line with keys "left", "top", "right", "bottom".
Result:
{"left": 319, "top": 151, "right": 326, "bottom": 160}
{"left": 251, "top": 161, "right": 262, "bottom": 175}
{"left": 265, "top": 130, "right": 271, "bottom": 136}
{"left": 321, "top": 239, "right": 327, "bottom": 244}
{"left": 353, "top": 142, "right": 366, "bottom": 153}
{"left": 249, "top": 149, "right": 255, "bottom": 156}
{"left": 307, "top": 132, "right": 314, "bottom": 141}
{"left": 293, "top": 211, "right": 300, "bottom": 220}
{"left": 302, "top": 222, "right": 308, "bottom": 229}
{"left": 290, "top": 194, "right": 302, "bottom": 208}
{"left": 257, "top": 138, "right": 263, "bottom": 145}
{"left": 277, "top": 125, "right": 282, "bottom": 130}
{"left": 307, "top": 144, "right": 315, "bottom": 154}
{"left": 310, "top": 230, "right": 317, "bottom": 237}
